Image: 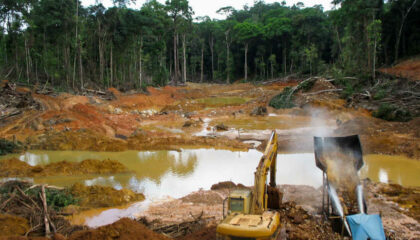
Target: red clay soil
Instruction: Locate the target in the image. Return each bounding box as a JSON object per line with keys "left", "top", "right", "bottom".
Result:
{"left": 68, "top": 218, "right": 170, "bottom": 240}
{"left": 380, "top": 58, "right": 420, "bottom": 81}
{"left": 177, "top": 225, "right": 216, "bottom": 240}
{"left": 113, "top": 86, "right": 184, "bottom": 110}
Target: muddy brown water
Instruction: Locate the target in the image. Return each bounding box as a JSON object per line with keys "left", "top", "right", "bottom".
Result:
{"left": 1, "top": 150, "right": 419, "bottom": 227}
{"left": 1, "top": 150, "right": 419, "bottom": 194}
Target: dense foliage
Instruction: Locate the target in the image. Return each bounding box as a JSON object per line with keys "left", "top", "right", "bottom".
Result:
{"left": 269, "top": 86, "right": 295, "bottom": 109}
{"left": 0, "top": 0, "right": 419, "bottom": 90}
{"left": 0, "top": 138, "right": 21, "bottom": 155}
{"left": 373, "top": 103, "right": 412, "bottom": 122}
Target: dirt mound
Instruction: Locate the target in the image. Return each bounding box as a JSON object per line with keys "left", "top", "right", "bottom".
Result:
{"left": 60, "top": 96, "right": 90, "bottom": 110}
{"left": 112, "top": 86, "right": 183, "bottom": 111}
{"left": 210, "top": 181, "right": 248, "bottom": 190}
{"left": 335, "top": 116, "right": 420, "bottom": 158}
{"left": 30, "top": 130, "right": 127, "bottom": 151}
{"left": 176, "top": 225, "right": 216, "bottom": 240}
{"left": 68, "top": 218, "right": 169, "bottom": 240}
{"left": 0, "top": 81, "right": 40, "bottom": 124}
{"left": 307, "top": 79, "right": 337, "bottom": 93}
{"left": 0, "top": 81, "right": 40, "bottom": 110}
{"left": 107, "top": 88, "right": 121, "bottom": 98}
{"left": 279, "top": 202, "right": 340, "bottom": 239}
{"left": 380, "top": 58, "right": 420, "bottom": 81}
{"left": 181, "top": 190, "right": 223, "bottom": 205}
{"left": 0, "top": 214, "right": 30, "bottom": 237}
{"left": 70, "top": 183, "right": 144, "bottom": 208}
{"left": 0, "top": 158, "right": 128, "bottom": 177}
{"left": 378, "top": 183, "right": 420, "bottom": 222}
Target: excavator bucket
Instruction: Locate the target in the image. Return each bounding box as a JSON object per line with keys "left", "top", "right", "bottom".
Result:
{"left": 313, "top": 135, "right": 364, "bottom": 172}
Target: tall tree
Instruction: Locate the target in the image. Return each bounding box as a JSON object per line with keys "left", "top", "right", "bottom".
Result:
{"left": 265, "top": 13, "right": 292, "bottom": 75}
{"left": 165, "top": 0, "right": 192, "bottom": 86}
{"left": 234, "top": 21, "right": 262, "bottom": 81}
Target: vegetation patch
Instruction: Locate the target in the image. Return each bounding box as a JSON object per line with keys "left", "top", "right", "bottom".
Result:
{"left": 0, "top": 139, "right": 21, "bottom": 156}
{"left": 269, "top": 87, "right": 296, "bottom": 109}
{"left": 372, "top": 104, "right": 412, "bottom": 122}
{"left": 0, "top": 181, "right": 76, "bottom": 211}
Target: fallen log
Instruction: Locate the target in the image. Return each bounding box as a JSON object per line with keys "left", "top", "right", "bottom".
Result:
{"left": 40, "top": 185, "right": 51, "bottom": 237}
{"left": 303, "top": 89, "right": 343, "bottom": 96}
{"left": 84, "top": 88, "right": 107, "bottom": 95}
{"left": 0, "top": 110, "right": 22, "bottom": 120}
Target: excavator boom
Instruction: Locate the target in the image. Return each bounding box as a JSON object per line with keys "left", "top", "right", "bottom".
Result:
{"left": 252, "top": 131, "right": 278, "bottom": 214}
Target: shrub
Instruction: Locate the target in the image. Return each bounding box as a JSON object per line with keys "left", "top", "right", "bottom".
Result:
{"left": 372, "top": 104, "right": 412, "bottom": 122}
{"left": 26, "top": 187, "right": 77, "bottom": 211}
{"left": 269, "top": 87, "right": 295, "bottom": 109}
{"left": 373, "top": 89, "right": 387, "bottom": 100}
{"left": 0, "top": 139, "right": 21, "bottom": 155}
{"left": 298, "top": 80, "right": 315, "bottom": 92}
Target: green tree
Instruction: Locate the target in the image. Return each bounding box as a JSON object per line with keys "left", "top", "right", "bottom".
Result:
{"left": 233, "top": 21, "right": 262, "bottom": 81}
{"left": 367, "top": 19, "right": 381, "bottom": 80}
{"left": 303, "top": 44, "right": 318, "bottom": 76}
{"left": 165, "top": 0, "right": 193, "bottom": 86}
{"left": 264, "top": 14, "right": 292, "bottom": 75}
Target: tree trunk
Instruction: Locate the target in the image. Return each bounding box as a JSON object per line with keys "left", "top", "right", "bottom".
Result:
{"left": 15, "top": 43, "right": 19, "bottom": 81}
{"left": 334, "top": 25, "right": 342, "bottom": 58}
{"left": 226, "top": 43, "right": 230, "bottom": 84}
{"left": 282, "top": 38, "right": 287, "bottom": 75}
{"left": 173, "top": 31, "right": 178, "bottom": 86}
{"left": 395, "top": 0, "right": 417, "bottom": 62}
{"left": 183, "top": 34, "right": 187, "bottom": 83}
{"left": 271, "top": 61, "right": 273, "bottom": 79}
{"left": 210, "top": 36, "right": 214, "bottom": 80}
{"left": 110, "top": 45, "right": 113, "bottom": 87}
{"left": 139, "top": 36, "right": 143, "bottom": 88}
{"left": 25, "top": 38, "right": 30, "bottom": 84}
{"left": 200, "top": 46, "right": 204, "bottom": 83}
{"left": 373, "top": 38, "right": 377, "bottom": 81}
{"left": 73, "top": 0, "right": 79, "bottom": 90}
{"left": 225, "top": 29, "right": 230, "bottom": 84}
{"left": 244, "top": 42, "right": 248, "bottom": 81}
{"left": 365, "top": 16, "right": 371, "bottom": 73}
{"left": 98, "top": 22, "right": 104, "bottom": 86}
{"left": 79, "top": 44, "right": 83, "bottom": 89}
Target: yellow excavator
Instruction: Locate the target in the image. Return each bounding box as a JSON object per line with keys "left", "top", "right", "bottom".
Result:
{"left": 216, "top": 131, "right": 283, "bottom": 240}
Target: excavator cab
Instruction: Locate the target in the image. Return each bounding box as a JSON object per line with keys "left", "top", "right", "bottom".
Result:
{"left": 217, "top": 131, "right": 282, "bottom": 240}
{"left": 225, "top": 189, "right": 253, "bottom": 215}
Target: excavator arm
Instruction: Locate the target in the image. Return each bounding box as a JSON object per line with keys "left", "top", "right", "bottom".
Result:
{"left": 251, "top": 131, "right": 279, "bottom": 214}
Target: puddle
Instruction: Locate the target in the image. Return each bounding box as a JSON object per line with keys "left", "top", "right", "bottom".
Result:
{"left": 69, "top": 200, "right": 153, "bottom": 228}
{"left": 193, "top": 97, "right": 250, "bottom": 107}
{"left": 360, "top": 154, "right": 420, "bottom": 187}
{"left": 211, "top": 114, "right": 336, "bottom": 131}
{"left": 1, "top": 150, "right": 419, "bottom": 227}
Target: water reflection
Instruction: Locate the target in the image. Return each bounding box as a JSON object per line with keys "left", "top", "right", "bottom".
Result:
{"left": 1, "top": 150, "right": 419, "bottom": 199}
{"left": 379, "top": 169, "right": 389, "bottom": 184}
{"left": 3, "top": 150, "right": 419, "bottom": 227}
{"left": 360, "top": 154, "right": 420, "bottom": 186}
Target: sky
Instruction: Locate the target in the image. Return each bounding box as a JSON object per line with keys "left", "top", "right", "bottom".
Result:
{"left": 81, "top": 0, "right": 336, "bottom": 19}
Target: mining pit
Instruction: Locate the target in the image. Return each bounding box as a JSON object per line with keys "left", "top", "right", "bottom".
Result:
{"left": 0, "top": 80, "right": 419, "bottom": 239}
